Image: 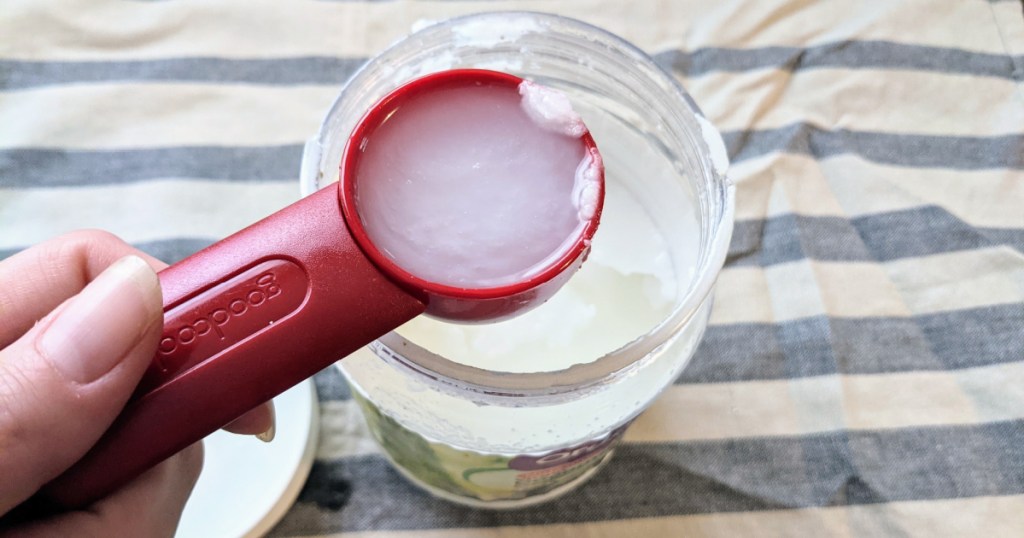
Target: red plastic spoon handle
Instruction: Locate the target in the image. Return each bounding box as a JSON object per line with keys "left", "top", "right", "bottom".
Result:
{"left": 41, "top": 184, "right": 426, "bottom": 508}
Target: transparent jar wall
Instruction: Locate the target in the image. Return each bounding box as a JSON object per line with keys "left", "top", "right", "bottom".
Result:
{"left": 341, "top": 298, "right": 712, "bottom": 453}
{"left": 302, "top": 12, "right": 734, "bottom": 506}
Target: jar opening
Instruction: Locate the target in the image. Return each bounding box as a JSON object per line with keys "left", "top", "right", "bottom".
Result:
{"left": 306, "top": 12, "right": 735, "bottom": 403}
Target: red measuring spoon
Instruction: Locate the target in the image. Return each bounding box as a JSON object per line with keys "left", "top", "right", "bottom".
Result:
{"left": 40, "top": 69, "right": 604, "bottom": 508}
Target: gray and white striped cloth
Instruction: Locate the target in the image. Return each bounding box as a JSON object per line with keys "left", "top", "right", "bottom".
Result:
{"left": 3, "top": 1, "right": 1023, "bottom": 536}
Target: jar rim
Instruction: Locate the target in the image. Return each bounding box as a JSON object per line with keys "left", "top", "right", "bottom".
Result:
{"left": 312, "top": 11, "right": 735, "bottom": 401}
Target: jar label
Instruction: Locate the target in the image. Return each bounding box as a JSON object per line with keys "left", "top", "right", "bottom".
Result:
{"left": 352, "top": 391, "right": 629, "bottom": 503}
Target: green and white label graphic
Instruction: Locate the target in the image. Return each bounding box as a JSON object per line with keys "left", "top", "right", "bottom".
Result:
{"left": 353, "top": 392, "right": 628, "bottom": 502}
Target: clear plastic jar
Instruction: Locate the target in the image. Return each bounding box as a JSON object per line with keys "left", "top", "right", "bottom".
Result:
{"left": 299, "top": 12, "right": 734, "bottom": 508}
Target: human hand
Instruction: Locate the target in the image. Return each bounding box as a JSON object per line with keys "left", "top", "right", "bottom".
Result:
{"left": 0, "top": 231, "right": 275, "bottom": 537}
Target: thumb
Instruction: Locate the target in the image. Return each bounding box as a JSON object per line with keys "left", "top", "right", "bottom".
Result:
{"left": 0, "top": 255, "right": 163, "bottom": 513}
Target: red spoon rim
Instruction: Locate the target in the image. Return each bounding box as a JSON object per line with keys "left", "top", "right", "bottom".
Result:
{"left": 338, "top": 68, "right": 605, "bottom": 302}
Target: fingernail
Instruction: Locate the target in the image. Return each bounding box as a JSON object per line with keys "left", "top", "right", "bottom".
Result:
{"left": 38, "top": 255, "right": 161, "bottom": 384}
{"left": 256, "top": 423, "right": 276, "bottom": 443}
{"left": 257, "top": 403, "right": 277, "bottom": 443}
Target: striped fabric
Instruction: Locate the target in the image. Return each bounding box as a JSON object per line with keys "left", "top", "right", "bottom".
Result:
{"left": 3, "top": 0, "right": 1024, "bottom": 536}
